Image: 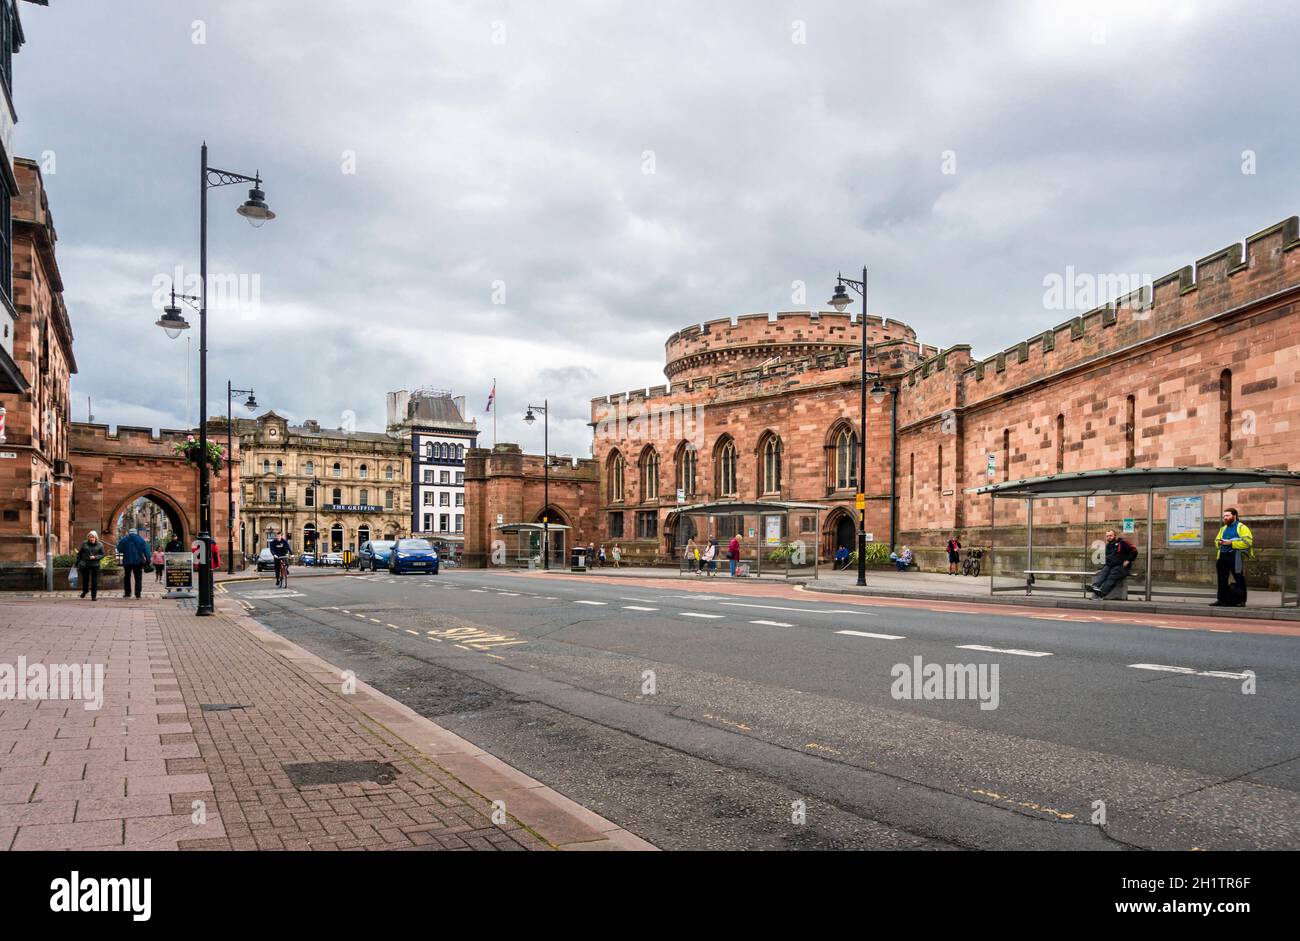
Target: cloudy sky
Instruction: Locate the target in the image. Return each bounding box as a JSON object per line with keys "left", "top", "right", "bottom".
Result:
{"left": 16, "top": 0, "right": 1300, "bottom": 456}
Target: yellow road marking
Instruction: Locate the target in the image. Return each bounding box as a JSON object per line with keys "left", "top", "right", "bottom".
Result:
{"left": 484, "top": 653, "right": 505, "bottom": 660}
{"left": 805, "top": 742, "right": 841, "bottom": 755}
{"left": 702, "top": 713, "right": 752, "bottom": 732}
{"left": 404, "top": 629, "right": 419, "bottom": 635}
{"left": 971, "top": 788, "right": 1075, "bottom": 820}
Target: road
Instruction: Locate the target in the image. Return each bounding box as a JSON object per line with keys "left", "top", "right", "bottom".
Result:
{"left": 223, "top": 567, "right": 1300, "bottom": 850}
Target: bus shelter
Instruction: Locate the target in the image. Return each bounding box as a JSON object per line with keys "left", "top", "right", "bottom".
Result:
{"left": 972, "top": 467, "right": 1300, "bottom": 606}
{"left": 494, "top": 522, "right": 571, "bottom": 569}
{"left": 668, "top": 500, "right": 824, "bottom": 578}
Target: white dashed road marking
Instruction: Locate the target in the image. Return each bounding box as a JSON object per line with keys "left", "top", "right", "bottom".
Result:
{"left": 574, "top": 600, "right": 608, "bottom": 606}
{"left": 622, "top": 605, "right": 659, "bottom": 612}
{"left": 1129, "top": 663, "right": 1252, "bottom": 679}
{"left": 837, "top": 630, "right": 905, "bottom": 640}
{"left": 956, "top": 644, "right": 1052, "bottom": 657}
{"left": 717, "top": 602, "right": 878, "bottom": 616}
{"left": 682, "top": 612, "right": 724, "bottom": 619}
{"left": 750, "top": 620, "right": 794, "bottom": 628}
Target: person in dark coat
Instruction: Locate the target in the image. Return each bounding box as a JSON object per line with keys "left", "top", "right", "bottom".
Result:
{"left": 118, "top": 527, "right": 150, "bottom": 599}
{"left": 1091, "top": 529, "right": 1137, "bottom": 600}
{"left": 76, "top": 531, "right": 106, "bottom": 600}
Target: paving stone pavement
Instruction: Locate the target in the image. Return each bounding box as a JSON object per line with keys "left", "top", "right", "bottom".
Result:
{"left": 0, "top": 595, "right": 651, "bottom": 851}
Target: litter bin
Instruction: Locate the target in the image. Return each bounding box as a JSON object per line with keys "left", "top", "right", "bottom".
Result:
{"left": 571, "top": 547, "right": 588, "bottom": 572}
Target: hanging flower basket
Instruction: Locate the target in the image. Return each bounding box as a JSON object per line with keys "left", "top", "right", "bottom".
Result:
{"left": 173, "top": 435, "right": 225, "bottom": 477}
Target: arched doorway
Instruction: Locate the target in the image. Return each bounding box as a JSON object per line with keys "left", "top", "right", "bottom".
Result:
{"left": 111, "top": 493, "right": 184, "bottom": 552}
{"left": 533, "top": 506, "right": 569, "bottom": 567}
{"left": 302, "top": 523, "right": 317, "bottom": 554}
{"left": 668, "top": 512, "right": 698, "bottom": 557}
{"left": 357, "top": 525, "right": 370, "bottom": 546}
{"left": 824, "top": 507, "right": 856, "bottom": 566}
{"left": 330, "top": 523, "right": 343, "bottom": 552}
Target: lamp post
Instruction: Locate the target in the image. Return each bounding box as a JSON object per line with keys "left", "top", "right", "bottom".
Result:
{"left": 828, "top": 269, "right": 880, "bottom": 587}
{"left": 154, "top": 144, "right": 274, "bottom": 616}
{"left": 523, "top": 401, "right": 550, "bottom": 569}
{"left": 311, "top": 476, "right": 321, "bottom": 560}
{"left": 226, "top": 383, "right": 257, "bottom": 573}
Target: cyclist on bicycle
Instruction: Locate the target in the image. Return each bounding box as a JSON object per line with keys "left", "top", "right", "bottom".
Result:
{"left": 269, "top": 532, "right": 292, "bottom": 587}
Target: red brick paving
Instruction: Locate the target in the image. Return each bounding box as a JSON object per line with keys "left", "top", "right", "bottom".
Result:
{"left": 0, "top": 594, "right": 646, "bottom": 851}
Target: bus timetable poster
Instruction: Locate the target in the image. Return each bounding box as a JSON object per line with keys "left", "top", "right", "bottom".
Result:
{"left": 1167, "top": 496, "right": 1204, "bottom": 548}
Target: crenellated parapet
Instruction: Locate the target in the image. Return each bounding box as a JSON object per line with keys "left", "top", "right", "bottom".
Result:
{"left": 663, "top": 310, "right": 917, "bottom": 381}
{"left": 959, "top": 216, "right": 1300, "bottom": 405}
{"left": 68, "top": 421, "right": 235, "bottom": 461}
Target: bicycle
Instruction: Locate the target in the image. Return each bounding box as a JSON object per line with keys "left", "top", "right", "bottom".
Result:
{"left": 961, "top": 548, "right": 983, "bottom": 577}
{"left": 275, "top": 555, "right": 290, "bottom": 588}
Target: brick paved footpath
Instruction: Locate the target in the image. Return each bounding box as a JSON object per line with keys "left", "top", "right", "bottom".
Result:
{"left": 0, "top": 594, "right": 652, "bottom": 851}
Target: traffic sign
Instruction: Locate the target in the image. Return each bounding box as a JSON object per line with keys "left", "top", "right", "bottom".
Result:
{"left": 855, "top": 493, "right": 866, "bottom": 510}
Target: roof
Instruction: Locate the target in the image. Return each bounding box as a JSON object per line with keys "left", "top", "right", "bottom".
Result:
{"left": 972, "top": 466, "right": 1300, "bottom": 499}
{"left": 407, "top": 394, "right": 474, "bottom": 427}
{"left": 670, "top": 499, "right": 828, "bottom": 515}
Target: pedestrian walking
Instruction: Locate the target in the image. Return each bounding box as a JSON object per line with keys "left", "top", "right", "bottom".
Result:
{"left": 727, "top": 534, "right": 740, "bottom": 576}
{"left": 703, "top": 538, "right": 717, "bottom": 576}
{"left": 612, "top": 544, "right": 622, "bottom": 567}
{"left": 1090, "top": 529, "right": 1137, "bottom": 600}
{"left": 76, "top": 531, "right": 105, "bottom": 601}
{"left": 1211, "top": 507, "right": 1253, "bottom": 607}
{"left": 118, "top": 527, "right": 150, "bottom": 599}
{"left": 598, "top": 544, "right": 607, "bottom": 567}
{"left": 165, "top": 534, "right": 184, "bottom": 553}
{"left": 946, "top": 533, "right": 962, "bottom": 575}
{"left": 152, "top": 545, "right": 166, "bottom": 582}
{"left": 834, "top": 545, "right": 849, "bottom": 570}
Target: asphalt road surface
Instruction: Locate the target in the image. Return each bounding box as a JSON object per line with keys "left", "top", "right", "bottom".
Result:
{"left": 224, "top": 567, "right": 1300, "bottom": 850}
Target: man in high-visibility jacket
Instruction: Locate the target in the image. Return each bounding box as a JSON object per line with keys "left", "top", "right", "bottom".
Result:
{"left": 1211, "top": 507, "right": 1253, "bottom": 607}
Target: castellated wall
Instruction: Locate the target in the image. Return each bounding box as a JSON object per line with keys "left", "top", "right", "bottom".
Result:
{"left": 896, "top": 216, "right": 1300, "bottom": 579}
{"left": 67, "top": 422, "right": 241, "bottom": 560}
{"left": 468, "top": 216, "right": 1300, "bottom": 576}
{"left": 664, "top": 311, "right": 918, "bottom": 381}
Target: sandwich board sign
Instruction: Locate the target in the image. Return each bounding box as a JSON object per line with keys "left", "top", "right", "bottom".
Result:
{"left": 164, "top": 552, "right": 195, "bottom": 598}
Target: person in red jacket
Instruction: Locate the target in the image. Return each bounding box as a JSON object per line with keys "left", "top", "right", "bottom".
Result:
{"left": 727, "top": 534, "right": 741, "bottom": 576}
{"left": 946, "top": 534, "right": 962, "bottom": 575}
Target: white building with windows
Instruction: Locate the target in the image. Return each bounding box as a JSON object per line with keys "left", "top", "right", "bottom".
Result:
{"left": 387, "top": 389, "right": 478, "bottom": 556}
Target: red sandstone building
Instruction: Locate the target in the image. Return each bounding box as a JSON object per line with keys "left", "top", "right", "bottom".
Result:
{"left": 0, "top": 158, "right": 76, "bottom": 586}
{"left": 466, "top": 215, "right": 1300, "bottom": 576}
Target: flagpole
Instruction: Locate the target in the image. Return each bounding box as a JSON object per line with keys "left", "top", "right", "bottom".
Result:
{"left": 492, "top": 377, "right": 497, "bottom": 448}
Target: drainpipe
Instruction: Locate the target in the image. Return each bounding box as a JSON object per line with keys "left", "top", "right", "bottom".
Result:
{"left": 889, "top": 387, "right": 898, "bottom": 551}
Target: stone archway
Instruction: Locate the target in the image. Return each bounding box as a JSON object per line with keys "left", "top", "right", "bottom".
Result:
{"left": 106, "top": 489, "right": 189, "bottom": 552}
{"left": 70, "top": 423, "right": 242, "bottom": 564}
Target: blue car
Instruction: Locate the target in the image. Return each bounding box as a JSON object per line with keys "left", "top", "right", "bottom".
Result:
{"left": 359, "top": 539, "right": 396, "bottom": 572}
{"left": 388, "top": 538, "right": 439, "bottom": 575}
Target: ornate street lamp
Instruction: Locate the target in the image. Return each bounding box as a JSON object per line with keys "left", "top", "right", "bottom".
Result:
{"left": 155, "top": 143, "right": 275, "bottom": 615}
{"left": 826, "top": 268, "right": 877, "bottom": 587}
{"left": 524, "top": 401, "right": 551, "bottom": 570}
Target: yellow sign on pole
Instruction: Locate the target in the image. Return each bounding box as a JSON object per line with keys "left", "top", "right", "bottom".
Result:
{"left": 855, "top": 493, "right": 866, "bottom": 511}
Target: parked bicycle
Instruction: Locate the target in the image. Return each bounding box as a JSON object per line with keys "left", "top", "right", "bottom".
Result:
{"left": 961, "top": 547, "right": 984, "bottom": 577}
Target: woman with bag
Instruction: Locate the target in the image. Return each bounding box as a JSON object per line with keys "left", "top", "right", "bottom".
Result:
{"left": 702, "top": 538, "right": 717, "bottom": 576}
{"left": 152, "top": 545, "right": 166, "bottom": 583}
{"left": 76, "top": 531, "right": 106, "bottom": 601}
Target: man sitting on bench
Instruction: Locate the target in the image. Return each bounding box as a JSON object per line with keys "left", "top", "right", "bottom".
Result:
{"left": 1092, "top": 529, "right": 1137, "bottom": 600}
